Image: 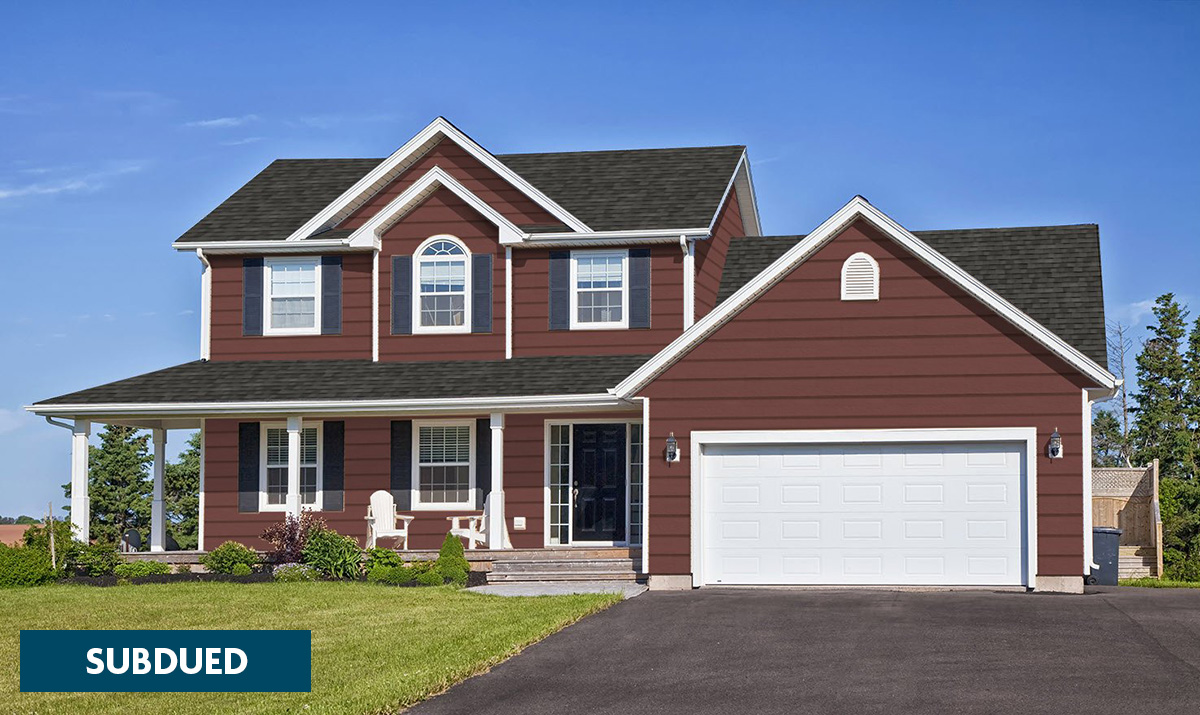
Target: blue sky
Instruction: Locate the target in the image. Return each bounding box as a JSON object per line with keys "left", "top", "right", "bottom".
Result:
{"left": 1, "top": 2, "right": 1197, "bottom": 516}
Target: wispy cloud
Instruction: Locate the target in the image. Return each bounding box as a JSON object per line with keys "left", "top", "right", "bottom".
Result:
{"left": 220, "top": 136, "right": 264, "bottom": 147}
{"left": 1118, "top": 299, "right": 1158, "bottom": 326}
{"left": 0, "top": 161, "right": 147, "bottom": 201}
{"left": 0, "top": 409, "right": 27, "bottom": 435}
{"left": 185, "top": 114, "right": 260, "bottom": 129}
{"left": 177, "top": 309, "right": 195, "bottom": 316}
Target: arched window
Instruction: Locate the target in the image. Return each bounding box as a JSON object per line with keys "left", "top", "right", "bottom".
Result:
{"left": 840, "top": 252, "right": 879, "bottom": 301}
{"left": 414, "top": 236, "right": 471, "bottom": 332}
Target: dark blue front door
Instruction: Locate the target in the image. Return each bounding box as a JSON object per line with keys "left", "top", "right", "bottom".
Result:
{"left": 572, "top": 424, "right": 626, "bottom": 542}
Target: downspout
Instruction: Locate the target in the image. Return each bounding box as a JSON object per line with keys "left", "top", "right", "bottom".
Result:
{"left": 197, "top": 248, "right": 211, "bottom": 361}
{"left": 681, "top": 235, "right": 695, "bottom": 329}
{"left": 45, "top": 416, "right": 74, "bottom": 431}
{"left": 505, "top": 247, "right": 513, "bottom": 359}
{"left": 371, "top": 249, "right": 380, "bottom": 362}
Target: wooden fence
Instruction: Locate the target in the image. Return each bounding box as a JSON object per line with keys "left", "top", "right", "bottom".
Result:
{"left": 1092, "top": 460, "right": 1162, "bottom": 579}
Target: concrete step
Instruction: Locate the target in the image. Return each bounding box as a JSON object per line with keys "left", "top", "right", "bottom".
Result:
{"left": 491, "top": 558, "right": 636, "bottom": 574}
{"left": 487, "top": 571, "right": 642, "bottom": 582}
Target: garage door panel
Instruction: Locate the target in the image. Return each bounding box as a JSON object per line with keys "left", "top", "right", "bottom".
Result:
{"left": 701, "top": 441, "right": 1026, "bottom": 586}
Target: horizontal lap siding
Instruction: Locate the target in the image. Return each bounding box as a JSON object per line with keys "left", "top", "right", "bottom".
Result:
{"left": 640, "top": 219, "right": 1094, "bottom": 578}
{"left": 512, "top": 244, "right": 684, "bottom": 356}
{"left": 377, "top": 188, "right": 505, "bottom": 361}
{"left": 209, "top": 254, "right": 373, "bottom": 361}
{"left": 340, "top": 138, "right": 560, "bottom": 229}
{"left": 694, "top": 191, "right": 742, "bottom": 317}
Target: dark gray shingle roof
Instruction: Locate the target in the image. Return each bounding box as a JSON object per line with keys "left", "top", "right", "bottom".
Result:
{"left": 174, "top": 146, "right": 745, "bottom": 243}
{"left": 35, "top": 355, "right": 652, "bottom": 406}
{"left": 715, "top": 225, "right": 1107, "bottom": 366}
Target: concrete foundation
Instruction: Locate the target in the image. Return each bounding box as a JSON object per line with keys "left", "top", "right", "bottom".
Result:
{"left": 1035, "top": 575, "right": 1084, "bottom": 594}
{"left": 649, "top": 574, "right": 694, "bottom": 591}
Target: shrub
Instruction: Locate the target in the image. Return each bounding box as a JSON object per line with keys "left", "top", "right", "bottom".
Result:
{"left": 364, "top": 547, "right": 403, "bottom": 571}
{"left": 71, "top": 543, "right": 121, "bottom": 577}
{"left": 436, "top": 532, "right": 471, "bottom": 587}
{"left": 0, "top": 544, "right": 56, "bottom": 587}
{"left": 301, "top": 528, "right": 362, "bottom": 579}
{"left": 200, "top": 541, "right": 259, "bottom": 574}
{"left": 416, "top": 569, "right": 445, "bottom": 586}
{"left": 367, "top": 565, "right": 415, "bottom": 585}
{"left": 231, "top": 563, "right": 253, "bottom": 577}
{"left": 174, "top": 563, "right": 192, "bottom": 574}
{"left": 273, "top": 563, "right": 318, "bottom": 582}
{"left": 261, "top": 512, "right": 328, "bottom": 563}
{"left": 113, "top": 561, "right": 172, "bottom": 578}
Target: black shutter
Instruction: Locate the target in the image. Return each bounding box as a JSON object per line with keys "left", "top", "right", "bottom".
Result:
{"left": 321, "top": 256, "right": 342, "bottom": 335}
{"left": 323, "top": 421, "right": 345, "bottom": 512}
{"left": 475, "top": 418, "right": 491, "bottom": 510}
{"left": 390, "top": 420, "right": 412, "bottom": 510}
{"left": 242, "top": 258, "right": 264, "bottom": 336}
{"left": 237, "top": 422, "right": 259, "bottom": 513}
{"left": 629, "top": 248, "right": 651, "bottom": 329}
{"left": 391, "top": 255, "right": 412, "bottom": 335}
{"left": 548, "top": 251, "right": 570, "bottom": 331}
{"left": 471, "top": 254, "right": 493, "bottom": 333}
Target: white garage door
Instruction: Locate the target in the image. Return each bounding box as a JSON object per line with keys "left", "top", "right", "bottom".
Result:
{"left": 701, "top": 441, "right": 1026, "bottom": 586}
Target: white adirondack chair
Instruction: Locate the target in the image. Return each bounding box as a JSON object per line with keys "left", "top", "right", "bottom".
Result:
{"left": 447, "top": 494, "right": 508, "bottom": 550}
{"left": 365, "top": 490, "right": 415, "bottom": 549}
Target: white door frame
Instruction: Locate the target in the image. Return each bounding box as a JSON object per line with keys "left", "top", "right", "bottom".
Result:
{"left": 544, "top": 419, "right": 642, "bottom": 547}
{"left": 689, "top": 427, "right": 1039, "bottom": 588}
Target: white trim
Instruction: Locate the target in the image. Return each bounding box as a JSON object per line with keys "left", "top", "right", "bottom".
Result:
{"left": 412, "top": 235, "right": 472, "bottom": 335}
{"left": 504, "top": 246, "right": 513, "bottom": 359}
{"left": 280, "top": 116, "right": 590, "bottom": 242}
{"left": 198, "top": 418, "right": 206, "bottom": 551}
{"left": 371, "top": 249, "right": 380, "bottom": 362}
{"left": 349, "top": 166, "right": 525, "bottom": 247}
{"left": 840, "top": 251, "right": 880, "bottom": 301}
{"left": 569, "top": 249, "right": 630, "bottom": 331}
{"left": 173, "top": 239, "right": 364, "bottom": 254}
{"left": 27, "top": 392, "right": 631, "bottom": 418}
{"left": 197, "top": 249, "right": 211, "bottom": 361}
{"left": 511, "top": 228, "right": 711, "bottom": 249}
{"left": 640, "top": 397, "right": 650, "bottom": 576}
{"left": 262, "top": 257, "right": 322, "bottom": 336}
{"left": 542, "top": 418, "right": 643, "bottom": 547}
{"left": 150, "top": 428, "right": 167, "bottom": 552}
{"left": 706, "top": 151, "right": 761, "bottom": 237}
{"left": 488, "top": 413, "right": 507, "bottom": 549}
{"left": 614, "top": 196, "right": 1118, "bottom": 398}
{"left": 688, "top": 427, "right": 1039, "bottom": 589}
{"left": 259, "top": 421, "right": 323, "bottom": 513}
{"left": 70, "top": 419, "right": 91, "bottom": 543}
{"left": 682, "top": 237, "right": 695, "bottom": 328}
{"left": 411, "top": 419, "right": 476, "bottom": 511}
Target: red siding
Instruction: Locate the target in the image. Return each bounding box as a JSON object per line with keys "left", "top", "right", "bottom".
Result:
{"left": 201, "top": 412, "right": 636, "bottom": 551}
{"left": 639, "top": 219, "right": 1096, "bottom": 578}
{"left": 209, "top": 253, "right": 373, "bottom": 361}
{"left": 340, "top": 138, "right": 560, "bottom": 230}
{"left": 694, "top": 191, "right": 743, "bottom": 317}
{"left": 512, "top": 244, "right": 685, "bottom": 356}
{"left": 376, "top": 187, "right": 506, "bottom": 361}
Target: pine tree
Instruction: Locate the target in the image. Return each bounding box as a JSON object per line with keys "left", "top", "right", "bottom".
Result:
{"left": 1092, "top": 410, "right": 1125, "bottom": 467}
{"left": 165, "top": 432, "right": 201, "bottom": 550}
{"left": 62, "top": 424, "right": 153, "bottom": 545}
{"left": 1185, "top": 316, "right": 1200, "bottom": 468}
{"left": 1131, "top": 294, "right": 1195, "bottom": 478}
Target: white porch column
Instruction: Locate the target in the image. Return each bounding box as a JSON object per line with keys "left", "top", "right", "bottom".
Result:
{"left": 488, "top": 413, "right": 507, "bottom": 549}
{"left": 70, "top": 420, "right": 91, "bottom": 542}
{"left": 150, "top": 428, "right": 167, "bottom": 552}
{"left": 286, "top": 417, "right": 303, "bottom": 517}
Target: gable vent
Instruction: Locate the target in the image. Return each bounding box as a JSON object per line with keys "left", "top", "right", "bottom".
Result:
{"left": 840, "top": 252, "right": 879, "bottom": 301}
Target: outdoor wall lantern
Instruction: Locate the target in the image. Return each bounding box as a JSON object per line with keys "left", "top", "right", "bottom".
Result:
{"left": 664, "top": 432, "right": 680, "bottom": 463}
{"left": 1048, "top": 428, "right": 1064, "bottom": 459}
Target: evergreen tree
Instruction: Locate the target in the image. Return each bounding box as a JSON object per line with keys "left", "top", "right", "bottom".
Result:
{"left": 165, "top": 432, "right": 201, "bottom": 550}
{"left": 62, "top": 424, "right": 152, "bottom": 545}
{"left": 1131, "top": 294, "right": 1195, "bottom": 478}
{"left": 1092, "top": 410, "right": 1125, "bottom": 467}
{"left": 1185, "top": 315, "right": 1200, "bottom": 466}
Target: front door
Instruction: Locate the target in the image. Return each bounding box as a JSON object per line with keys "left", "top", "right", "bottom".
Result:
{"left": 572, "top": 424, "right": 626, "bottom": 542}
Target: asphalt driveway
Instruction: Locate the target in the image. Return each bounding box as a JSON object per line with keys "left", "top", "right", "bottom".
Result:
{"left": 411, "top": 587, "right": 1200, "bottom": 714}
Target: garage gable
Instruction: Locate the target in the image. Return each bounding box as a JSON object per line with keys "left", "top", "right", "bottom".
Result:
{"left": 615, "top": 197, "right": 1118, "bottom": 397}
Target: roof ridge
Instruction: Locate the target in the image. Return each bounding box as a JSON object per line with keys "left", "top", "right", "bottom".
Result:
{"left": 496, "top": 145, "right": 746, "bottom": 159}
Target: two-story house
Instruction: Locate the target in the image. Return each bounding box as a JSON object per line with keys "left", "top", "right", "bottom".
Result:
{"left": 29, "top": 117, "right": 1117, "bottom": 592}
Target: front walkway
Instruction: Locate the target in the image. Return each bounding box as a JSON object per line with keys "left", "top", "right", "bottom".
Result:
{"left": 467, "top": 581, "right": 646, "bottom": 598}
{"left": 412, "top": 587, "right": 1200, "bottom": 714}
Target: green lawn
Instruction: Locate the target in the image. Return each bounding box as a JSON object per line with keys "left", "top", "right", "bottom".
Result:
{"left": 0, "top": 582, "right": 620, "bottom": 714}
{"left": 1120, "top": 577, "right": 1200, "bottom": 588}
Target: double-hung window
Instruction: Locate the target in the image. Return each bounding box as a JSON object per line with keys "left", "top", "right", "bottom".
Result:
{"left": 570, "top": 250, "right": 628, "bottom": 329}
{"left": 264, "top": 258, "right": 321, "bottom": 335}
{"left": 261, "top": 423, "right": 322, "bottom": 511}
{"left": 414, "top": 237, "right": 471, "bottom": 332}
{"left": 414, "top": 421, "right": 474, "bottom": 509}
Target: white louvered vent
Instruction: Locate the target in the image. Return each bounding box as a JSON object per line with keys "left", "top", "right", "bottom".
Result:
{"left": 840, "top": 252, "right": 879, "bottom": 301}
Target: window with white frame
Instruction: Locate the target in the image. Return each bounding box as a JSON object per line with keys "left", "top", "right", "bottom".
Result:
{"left": 264, "top": 258, "right": 321, "bottom": 334}
{"left": 261, "top": 423, "right": 322, "bottom": 511}
{"left": 415, "top": 237, "right": 470, "bottom": 332}
{"left": 571, "top": 250, "right": 628, "bottom": 328}
{"left": 415, "top": 422, "right": 474, "bottom": 508}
